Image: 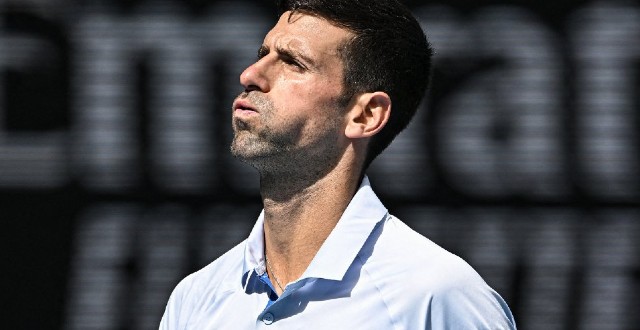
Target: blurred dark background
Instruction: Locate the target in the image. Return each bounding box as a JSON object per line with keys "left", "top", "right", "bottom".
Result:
{"left": 1, "top": 0, "right": 638, "bottom": 329}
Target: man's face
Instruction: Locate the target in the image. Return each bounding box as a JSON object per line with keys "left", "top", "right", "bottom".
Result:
{"left": 230, "top": 11, "right": 353, "bottom": 173}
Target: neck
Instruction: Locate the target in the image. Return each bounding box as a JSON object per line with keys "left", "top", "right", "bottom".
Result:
{"left": 260, "top": 160, "right": 362, "bottom": 292}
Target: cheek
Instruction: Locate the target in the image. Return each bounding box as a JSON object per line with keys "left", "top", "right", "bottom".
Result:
{"left": 283, "top": 77, "right": 342, "bottom": 102}
{"left": 271, "top": 78, "right": 345, "bottom": 128}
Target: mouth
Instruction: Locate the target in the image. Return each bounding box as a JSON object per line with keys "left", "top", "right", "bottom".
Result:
{"left": 233, "top": 99, "right": 259, "bottom": 117}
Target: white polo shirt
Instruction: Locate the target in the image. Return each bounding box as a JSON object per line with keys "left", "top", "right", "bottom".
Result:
{"left": 160, "top": 177, "right": 516, "bottom": 329}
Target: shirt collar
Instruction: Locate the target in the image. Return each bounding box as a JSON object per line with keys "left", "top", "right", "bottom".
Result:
{"left": 242, "top": 175, "right": 388, "bottom": 284}
{"left": 242, "top": 210, "right": 266, "bottom": 277}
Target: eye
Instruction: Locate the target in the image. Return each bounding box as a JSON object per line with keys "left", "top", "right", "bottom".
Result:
{"left": 283, "top": 56, "right": 302, "bottom": 68}
{"left": 281, "top": 54, "right": 305, "bottom": 71}
{"left": 257, "top": 46, "right": 269, "bottom": 60}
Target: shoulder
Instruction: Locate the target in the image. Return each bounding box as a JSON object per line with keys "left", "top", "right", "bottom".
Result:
{"left": 362, "top": 215, "right": 516, "bottom": 328}
{"left": 365, "top": 215, "right": 483, "bottom": 290}
{"left": 181, "top": 240, "right": 246, "bottom": 294}
{"left": 160, "top": 240, "right": 247, "bottom": 329}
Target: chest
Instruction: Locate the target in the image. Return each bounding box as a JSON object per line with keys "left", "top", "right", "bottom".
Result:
{"left": 187, "top": 281, "right": 399, "bottom": 329}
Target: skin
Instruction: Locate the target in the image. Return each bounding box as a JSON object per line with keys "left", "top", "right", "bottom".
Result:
{"left": 231, "top": 11, "right": 391, "bottom": 295}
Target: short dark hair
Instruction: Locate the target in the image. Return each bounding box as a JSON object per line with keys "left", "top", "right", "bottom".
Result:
{"left": 276, "top": 0, "right": 433, "bottom": 169}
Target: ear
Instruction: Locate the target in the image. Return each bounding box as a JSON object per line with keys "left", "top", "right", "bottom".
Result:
{"left": 344, "top": 92, "right": 391, "bottom": 139}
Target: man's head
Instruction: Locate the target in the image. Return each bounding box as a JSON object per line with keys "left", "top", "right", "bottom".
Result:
{"left": 231, "top": 10, "right": 355, "bottom": 177}
{"left": 231, "top": 0, "right": 432, "bottom": 177}
{"left": 276, "top": 0, "right": 433, "bottom": 168}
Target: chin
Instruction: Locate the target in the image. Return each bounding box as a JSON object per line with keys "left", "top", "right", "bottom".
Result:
{"left": 231, "top": 142, "right": 269, "bottom": 163}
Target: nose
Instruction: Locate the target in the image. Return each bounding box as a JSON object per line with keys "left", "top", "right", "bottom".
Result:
{"left": 240, "top": 58, "right": 270, "bottom": 93}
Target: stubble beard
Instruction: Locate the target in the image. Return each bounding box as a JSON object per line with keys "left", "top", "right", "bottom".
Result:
{"left": 230, "top": 92, "right": 345, "bottom": 178}
{"left": 230, "top": 126, "right": 296, "bottom": 171}
{"left": 230, "top": 92, "right": 297, "bottom": 171}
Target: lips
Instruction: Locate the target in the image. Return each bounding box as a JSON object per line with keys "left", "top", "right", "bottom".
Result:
{"left": 233, "top": 99, "right": 258, "bottom": 116}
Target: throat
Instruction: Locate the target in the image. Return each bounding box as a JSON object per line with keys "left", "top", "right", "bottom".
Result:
{"left": 261, "top": 182, "right": 351, "bottom": 288}
{"left": 259, "top": 161, "right": 362, "bottom": 292}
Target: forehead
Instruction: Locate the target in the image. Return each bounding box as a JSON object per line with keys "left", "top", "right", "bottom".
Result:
{"left": 264, "top": 11, "right": 352, "bottom": 57}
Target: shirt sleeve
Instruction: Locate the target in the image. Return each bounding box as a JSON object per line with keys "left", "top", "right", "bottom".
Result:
{"left": 427, "top": 283, "right": 517, "bottom": 330}
{"left": 159, "top": 275, "right": 194, "bottom": 330}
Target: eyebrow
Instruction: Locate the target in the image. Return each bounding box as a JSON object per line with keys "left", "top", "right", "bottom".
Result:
{"left": 257, "top": 44, "right": 317, "bottom": 69}
{"left": 276, "top": 44, "right": 316, "bottom": 67}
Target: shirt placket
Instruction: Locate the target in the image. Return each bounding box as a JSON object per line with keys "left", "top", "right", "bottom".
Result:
{"left": 255, "top": 269, "right": 312, "bottom": 326}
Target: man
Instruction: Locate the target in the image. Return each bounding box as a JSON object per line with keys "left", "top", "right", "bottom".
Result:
{"left": 161, "top": 0, "right": 516, "bottom": 328}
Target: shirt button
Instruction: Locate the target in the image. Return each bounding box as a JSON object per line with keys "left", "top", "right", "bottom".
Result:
{"left": 263, "top": 312, "right": 274, "bottom": 325}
